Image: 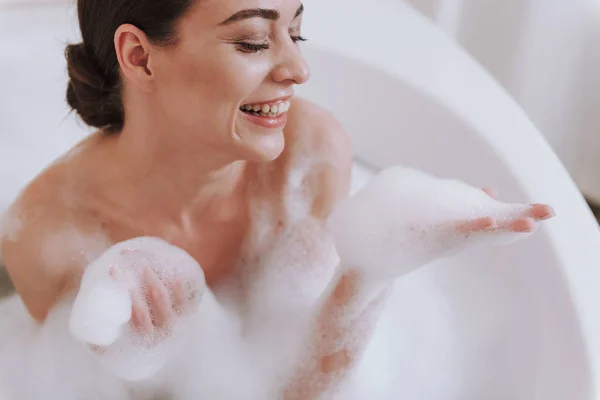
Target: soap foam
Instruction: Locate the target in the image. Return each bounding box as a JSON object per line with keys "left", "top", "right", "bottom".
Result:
{"left": 0, "top": 207, "right": 23, "bottom": 244}
{"left": 329, "top": 166, "right": 533, "bottom": 280}
{"left": 0, "top": 300, "right": 127, "bottom": 400}
{"left": 0, "top": 237, "right": 280, "bottom": 400}
{"left": 244, "top": 217, "right": 339, "bottom": 320}
{"left": 69, "top": 237, "right": 207, "bottom": 382}
{"left": 0, "top": 166, "right": 544, "bottom": 400}
{"left": 69, "top": 252, "right": 132, "bottom": 347}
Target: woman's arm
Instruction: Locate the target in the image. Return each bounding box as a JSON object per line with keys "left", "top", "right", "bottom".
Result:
{"left": 284, "top": 122, "right": 557, "bottom": 398}
{"left": 2, "top": 200, "right": 198, "bottom": 347}
{"left": 284, "top": 269, "right": 392, "bottom": 399}
{"left": 1, "top": 207, "right": 83, "bottom": 323}
{"left": 281, "top": 100, "right": 384, "bottom": 398}
{"left": 0, "top": 163, "right": 101, "bottom": 322}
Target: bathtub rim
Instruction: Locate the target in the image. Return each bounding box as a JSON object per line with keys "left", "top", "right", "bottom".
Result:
{"left": 300, "top": 0, "right": 600, "bottom": 394}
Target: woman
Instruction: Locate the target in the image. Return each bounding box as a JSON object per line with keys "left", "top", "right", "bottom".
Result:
{"left": 0, "top": 0, "right": 554, "bottom": 398}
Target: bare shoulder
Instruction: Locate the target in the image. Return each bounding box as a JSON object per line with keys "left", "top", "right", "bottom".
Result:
{"left": 285, "top": 97, "right": 353, "bottom": 165}
{"left": 0, "top": 158, "right": 103, "bottom": 321}
{"left": 283, "top": 97, "right": 354, "bottom": 218}
{"left": 2, "top": 161, "right": 71, "bottom": 250}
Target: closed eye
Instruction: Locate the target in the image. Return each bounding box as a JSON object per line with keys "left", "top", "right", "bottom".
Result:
{"left": 236, "top": 42, "right": 270, "bottom": 53}
{"left": 291, "top": 35, "right": 308, "bottom": 43}
{"left": 236, "top": 35, "right": 307, "bottom": 54}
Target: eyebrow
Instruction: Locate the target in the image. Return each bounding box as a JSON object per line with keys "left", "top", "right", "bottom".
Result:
{"left": 219, "top": 4, "right": 304, "bottom": 25}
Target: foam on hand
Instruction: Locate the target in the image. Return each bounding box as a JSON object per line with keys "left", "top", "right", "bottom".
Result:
{"left": 0, "top": 236, "right": 269, "bottom": 400}
{"left": 328, "top": 166, "right": 534, "bottom": 280}
{"left": 69, "top": 255, "right": 133, "bottom": 347}
{"left": 68, "top": 237, "right": 206, "bottom": 382}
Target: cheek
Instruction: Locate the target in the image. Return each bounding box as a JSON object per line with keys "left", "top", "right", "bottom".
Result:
{"left": 152, "top": 58, "right": 195, "bottom": 124}
{"left": 198, "top": 52, "right": 273, "bottom": 106}
{"left": 156, "top": 52, "right": 213, "bottom": 106}
{"left": 154, "top": 49, "right": 272, "bottom": 126}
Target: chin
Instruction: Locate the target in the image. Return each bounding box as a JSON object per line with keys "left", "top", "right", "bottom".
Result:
{"left": 240, "top": 129, "right": 286, "bottom": 162}
{"left": 233, "top": 113, "right": 287, "bottom": 162}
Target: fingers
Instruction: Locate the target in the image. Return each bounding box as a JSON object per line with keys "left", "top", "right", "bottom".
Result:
{"left": 131, "top": 289, "right": 153, "bottom": 333}
{"left": 528, "top": 204, "right": 555, "bottom": 220}
{"left": 144, "top": 268, "right": 175, "bottom": 329}
{"left": 111, "top": 260, "right": 200, "bottom": 338}
{"left": 504, "top": 204, "right": 554, "bottom": 233}
{"left": 510, "top": 217, "right": 537, "bottom": 233}
{"left": 169, "top": 279, "right": 186, "bottom": 315}
{"left": 458, "top": 205, "right": 554, "bottom": 236}
{"left": 461, "top": 215, "right": 538, "bottom": 235}
{"left": 129, "top": 268, "right": 189, "bottom": 335}
{"left": 458, "top": 216, "right": 496, "bottom": 233}
{"left": 111, "top": 264, "right": 159, "bottom": 333}
{"left": 479, "top": 188, "right": 555, "bottom": 222}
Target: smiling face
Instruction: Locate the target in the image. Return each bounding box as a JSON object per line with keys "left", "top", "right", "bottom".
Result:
{"left": 146, "top": 0, "right": 310, "bottom": 162}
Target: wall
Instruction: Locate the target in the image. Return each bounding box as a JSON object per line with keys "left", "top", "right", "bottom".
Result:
{"left": 404, "top": 0, "right": 600, "bottom": 202}
{"left": 3, "top": 0, "right": 600, "bottom": 201}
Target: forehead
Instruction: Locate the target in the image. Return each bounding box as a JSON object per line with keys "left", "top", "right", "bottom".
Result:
{"left": 187, "top": 0, "right": 304, "bottom": 26}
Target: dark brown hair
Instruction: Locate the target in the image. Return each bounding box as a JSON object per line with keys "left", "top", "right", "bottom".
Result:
{"left": 65, "top": 0, "right": 194, "bottom": 133}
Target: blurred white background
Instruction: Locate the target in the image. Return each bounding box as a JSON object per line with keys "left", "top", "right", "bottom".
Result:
{"left": 404, "top": 0, "right": 600, "bottom": 204}
{"left": 1, "top": 0, "right": 599, "bottom": 203}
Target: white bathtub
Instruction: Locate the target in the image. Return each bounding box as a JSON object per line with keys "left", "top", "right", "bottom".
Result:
{"left": 2, "top": 1, "right": 600, "bottom": 399}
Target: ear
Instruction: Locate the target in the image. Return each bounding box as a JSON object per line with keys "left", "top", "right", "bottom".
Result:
{"left": 114, "top": 24, "right": 155, "bottom": 93}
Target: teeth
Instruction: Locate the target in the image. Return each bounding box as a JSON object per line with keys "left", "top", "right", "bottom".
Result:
{"left": 240, "top": 100, "right": 291, "bottom": 117}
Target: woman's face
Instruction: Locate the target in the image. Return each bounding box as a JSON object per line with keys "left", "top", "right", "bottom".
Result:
{"left": 149, "top": 0, "right": 310, "bottom": 162}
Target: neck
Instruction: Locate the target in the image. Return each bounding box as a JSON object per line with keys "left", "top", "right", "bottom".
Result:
{"left": 104, "top": 117, "right": 248, "bottom": 223}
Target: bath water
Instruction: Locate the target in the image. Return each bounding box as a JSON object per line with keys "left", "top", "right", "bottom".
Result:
{"left": 0, "top": 166, "right": 538, "bottom": 399}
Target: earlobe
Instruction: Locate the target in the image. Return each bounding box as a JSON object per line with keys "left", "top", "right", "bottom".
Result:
{"left": 114, "top": 24, "right": 155, "bottom": 92}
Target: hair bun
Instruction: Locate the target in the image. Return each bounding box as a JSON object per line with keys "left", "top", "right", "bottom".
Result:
{"left": 65, "top": 43, "right": 123, "bottom": 132}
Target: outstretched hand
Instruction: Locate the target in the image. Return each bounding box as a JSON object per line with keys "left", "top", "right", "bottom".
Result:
{"left": 328, "top": 167, "right": 557, "bottom": 281}
{"left": 461, "top": 188, "right": 555, "bottom": 233}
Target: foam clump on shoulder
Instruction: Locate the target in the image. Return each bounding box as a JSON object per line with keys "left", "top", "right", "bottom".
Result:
{"left": 69, "top": 237, "right": 206, "bottom": 382}
{"left": 0, "top": 206, "right": 23, "bottom": 244}
{"left": 328, "top": 166, "right": 531, "bottom": 279}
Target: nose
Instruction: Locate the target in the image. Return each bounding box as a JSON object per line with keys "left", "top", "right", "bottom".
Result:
{"left": 271, "top": 41, "right": 311, "bottom": 85}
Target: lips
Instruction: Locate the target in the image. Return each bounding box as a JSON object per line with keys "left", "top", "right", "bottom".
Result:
{"left": 240, "top": 109, "right": 288, "bottom": 129}
{"left": 239, "top": 98, "right": 292, "bottom": 129}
